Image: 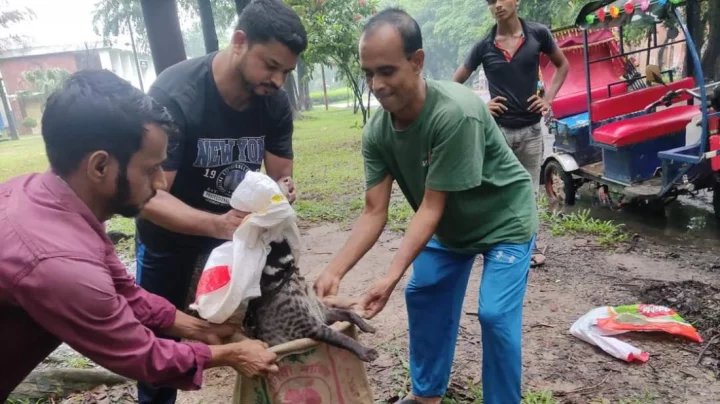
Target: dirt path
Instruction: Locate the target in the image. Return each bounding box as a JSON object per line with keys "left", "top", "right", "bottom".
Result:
{"left": 172, "top": 223, "right": 720, "bottom": 404}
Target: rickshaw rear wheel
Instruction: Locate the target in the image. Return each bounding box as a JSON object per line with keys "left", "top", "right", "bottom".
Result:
{"left": 543, "top": 160, "right": 576, "bottom": 205}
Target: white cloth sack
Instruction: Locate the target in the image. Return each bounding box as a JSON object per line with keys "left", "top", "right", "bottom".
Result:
{"left": 569, "top": 307, "right": 649, "bottom": 363}
{"left": 190, "top": 171, "right": 302, "bottom": 324}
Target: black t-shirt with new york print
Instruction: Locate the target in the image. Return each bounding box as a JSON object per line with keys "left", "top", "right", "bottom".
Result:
{"left": 464, "top": 19, "right": 557, "bottom": 129}
{"left": 136, "top": 51, "right": 293, "bottom": 251}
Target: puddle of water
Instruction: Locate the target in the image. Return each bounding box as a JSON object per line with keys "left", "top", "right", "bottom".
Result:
{"left": 559, "top": 186, "right": 720, "bottom": 247}
{"left": 541, "top": 123, "right": 720, "bottom": 247}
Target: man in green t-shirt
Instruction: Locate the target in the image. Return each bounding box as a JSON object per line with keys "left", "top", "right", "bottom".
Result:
{"left": 313, "top": 8, "right": 538, "bottom": 404}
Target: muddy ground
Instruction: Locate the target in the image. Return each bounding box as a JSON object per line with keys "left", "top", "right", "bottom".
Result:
{"left": 153, "top": 220, "right": 719, "bottom": 404}
{"left": 46, "top": 217, "right": 720, "bottom": 404}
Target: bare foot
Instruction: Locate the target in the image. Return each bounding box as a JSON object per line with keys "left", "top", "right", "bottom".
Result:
{"left": 531, "top": 252, "right": 546, "bottom": 267}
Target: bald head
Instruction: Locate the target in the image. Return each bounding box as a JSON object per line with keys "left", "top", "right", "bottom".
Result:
{"left": 362, "top": 8, "right": 422, "bottom": 58}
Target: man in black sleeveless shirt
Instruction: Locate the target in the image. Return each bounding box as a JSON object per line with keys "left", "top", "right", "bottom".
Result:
{"left": 134, "top": 1, "right": 307, "bottom": 402}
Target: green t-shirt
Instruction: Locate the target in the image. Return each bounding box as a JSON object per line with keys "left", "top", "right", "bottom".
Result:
{"left": 362, "top": 79, "right": 538, "bottom": 253}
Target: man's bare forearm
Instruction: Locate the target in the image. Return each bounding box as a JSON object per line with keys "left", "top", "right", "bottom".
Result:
{"left": 325, "top": 210, "right": 387, "bottom": 279}
{"left": 545, "top": 62, "right": 569, "bottom": 102}
{"left": 140, "top": 191, "right": 218, "bottom": 237}
{"left": 452, "top": 65, "right": 472, "bottom": 84}
{"left": 264, "top": 152, "right": 293, "bottom": 181}
{"left": 385, "top": 204, "right": 443, "bottom": 281}
{"left": 163, "top": 311, "right": 211, "bottom": 341}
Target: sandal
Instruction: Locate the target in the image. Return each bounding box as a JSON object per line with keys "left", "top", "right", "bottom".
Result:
{"left": 531, "top": 248, "right": 546, "bottom": 268}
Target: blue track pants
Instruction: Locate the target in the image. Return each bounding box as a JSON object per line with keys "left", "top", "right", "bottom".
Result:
{"left": 405, "top": 235, "right": 535, "bottom": 403}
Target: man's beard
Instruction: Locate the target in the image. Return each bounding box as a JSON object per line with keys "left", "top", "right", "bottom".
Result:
{"left": 110, "top": 169, "right": 153, "bottom": 218}
{"left": 237, "top": 59, "right": 279, "bottom": 95}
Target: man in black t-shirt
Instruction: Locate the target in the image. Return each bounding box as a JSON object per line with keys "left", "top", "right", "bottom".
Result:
{"left": 453, "top": 0, "right": 568, "bottom": 268}
{"left": 134, "top": 1, "right": 307, "bottom": 403}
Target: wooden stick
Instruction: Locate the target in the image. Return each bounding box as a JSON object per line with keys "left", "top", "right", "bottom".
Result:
{"left": 373, "top": 330, "right": 409, "bottom": 349}
{"left": 556, "top": 374, "right": 610, "bottom": 396}
{"left": 696, "top": 335, "right": 720, "bottom": 366}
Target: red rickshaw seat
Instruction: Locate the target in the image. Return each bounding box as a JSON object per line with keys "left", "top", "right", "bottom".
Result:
{"left": 592, "top": 105, "right": 700, "bottom": 147}
{"left": 552, "top": 83, "right": 629, "bottom": 119}
{"left": 590, "top": 77, "right": 696, "bottom": 123}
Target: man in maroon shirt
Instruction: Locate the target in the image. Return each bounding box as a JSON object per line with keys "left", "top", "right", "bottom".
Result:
{"left": 0, "top": 69, "right": 278, "bottom": 401}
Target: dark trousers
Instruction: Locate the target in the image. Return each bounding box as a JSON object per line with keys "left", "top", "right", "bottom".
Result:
{"left": 135, "top": 236, "right": 206, "bottom": 404}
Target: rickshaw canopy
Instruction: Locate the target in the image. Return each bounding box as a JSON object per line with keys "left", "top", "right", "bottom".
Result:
{"left": 575, "top": 0, "right": 686, "bottom": 30}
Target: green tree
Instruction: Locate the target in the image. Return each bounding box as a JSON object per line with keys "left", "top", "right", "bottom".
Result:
{"left": 0, "top": 0, "right": 35, "bottom": 50}
{"left": 378, "top": 0, "right": 491, "bottom": 81}
{"left": 700, "top": 0, "right": 720, "bottom": 80}
{"left": 17, "top": 68, "right": 71, "bottom": 110}
{"left": 92, "top": 0, "right": 149, "bottom": 52}
{"left": 288, "top": 0, "right": 378, "bottom": 123}
{"left": 92, "top": 0, "right": 238, "bottom": 56}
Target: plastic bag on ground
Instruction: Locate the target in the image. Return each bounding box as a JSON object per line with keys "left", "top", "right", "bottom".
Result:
{"left": 570, "top": 304, "right": 703, "bottom": 363}
{"left": 190, "top": 171, "right": 302, "bottom": 324}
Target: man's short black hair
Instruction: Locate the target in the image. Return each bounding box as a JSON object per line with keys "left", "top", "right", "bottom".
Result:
{"left": 236, "top": 0, "right": 308, "bottom": 55}
{"left": 42, "top": 69, "right": 177, "bottom": 177}
{"left": 362, "top": 8, "right": 422, "bottom": 57}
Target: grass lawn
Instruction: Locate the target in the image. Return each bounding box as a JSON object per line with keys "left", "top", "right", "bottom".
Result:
{"left": 0, "top": 136, "right": 48, "bottom": 182}
{"left": 0, "top": 108, "right": 622, "bottom": 244}
{"left": 309, "top": 87, "right": 353, "bottom": 105}
{"left": 0, "top": 109, "right": 414, "bottom": 237}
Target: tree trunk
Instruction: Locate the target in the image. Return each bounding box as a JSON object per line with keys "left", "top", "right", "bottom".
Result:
{"left": 658, "top": 36, "right": 671, "bottom": 71}
{"left": 321, "top": 64, "right": 329, "bottom": 110}
{"left": 346, "top": 74, "right": 367, "bottom": 124}
{"left": 684, "top": 0, "right": 704, "bottom": 77}
{"left": 10, "top": 368, "right": 128, "bottom": 401}
{"left": 128, "top": 18, "right": 145, "bottom": 92}
{"left": 140, "top": 0, "right": 187, "bottom": 75}
{"left": 283, "top": 73, "right": 301, "bottom": 120}
{"left": 701, "top": 0, "right": 720, "bottom": 81}
{"left": 198, "top": 0, "right": 219, "bottom": 54}
{"left": 235, "top": 0, "right": 251, "bottom": 15}
{"left": 296, "top": 59, "right": 312, "bottom": 111}
{"left": 366, "top": 83, "right": 371, "bottom": 118}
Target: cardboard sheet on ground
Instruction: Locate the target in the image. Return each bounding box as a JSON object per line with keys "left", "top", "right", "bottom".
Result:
{"left": 570, "top": 304, "right": 703, "bottom": 363}
{"left": 190, "top": 171, "right": 302, "bottom": 324}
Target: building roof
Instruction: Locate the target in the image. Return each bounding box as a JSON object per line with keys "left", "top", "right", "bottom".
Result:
{"left": 0, "top": 41, "right": 147, "bottom": 60}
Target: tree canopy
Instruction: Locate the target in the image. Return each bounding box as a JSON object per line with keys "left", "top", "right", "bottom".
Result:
{"left": 378, "top": 0, "right": 718, "bottom": 81}
{"left": 0, "top": 0, "right": 35, "bottom": 50}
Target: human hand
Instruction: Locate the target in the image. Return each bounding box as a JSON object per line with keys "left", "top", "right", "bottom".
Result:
{"left": 277, "top": 176, "right": 296, "bottom": 204}
{"left": 220, "top": 339, "right": 279, "bottom": 378}
{"left": 190, "top": 322, "right": 238, "bottom": 345}
{"left": 361, "top": 276, "right": 399, "bottom": 319}
{"left": 527, "top": 95, "right": 550, "bottom": 114}
{"left": 313, "top": 270, "right": 342, "bottom": 299}
{"left": 487, "top": 96, "right": 508, "bottom": 117}
{"left": 212, "top": 209, "right": 248, "bottom": 240}
{"left": 167, "top": 311, "right": 239, "bottom": 345}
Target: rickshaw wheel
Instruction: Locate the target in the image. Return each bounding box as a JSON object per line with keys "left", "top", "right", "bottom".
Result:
{"left": 543, "top": 160, "right": 576, "bottom": 205}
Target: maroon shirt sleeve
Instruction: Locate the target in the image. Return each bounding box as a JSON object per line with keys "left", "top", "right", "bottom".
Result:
{"left": 14, "top": 256, "right": 212, "bottom": 390}
{"left": 107, "top": 253, "right": 177, "bottom": 330}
